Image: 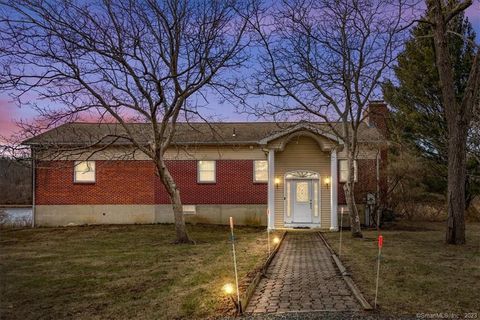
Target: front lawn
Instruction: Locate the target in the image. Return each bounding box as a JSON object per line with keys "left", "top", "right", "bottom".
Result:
{"left": 0, "top": 224, "right": 272, "bottom": 319}
{"left": 323, "top": 221, "right": 480, "bottom": 316}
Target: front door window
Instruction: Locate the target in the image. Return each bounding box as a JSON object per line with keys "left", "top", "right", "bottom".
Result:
{"left": 296, "top": 182, "right": 309, "bottom": 202}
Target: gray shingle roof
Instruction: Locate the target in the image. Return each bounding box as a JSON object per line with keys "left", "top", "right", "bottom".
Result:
{"left": 22, "top": 122, "right": 385, "bottom": 146}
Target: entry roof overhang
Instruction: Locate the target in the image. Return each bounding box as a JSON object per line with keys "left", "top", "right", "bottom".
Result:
{"left": 258, "top": 123, "right": 343, "bottom": 152}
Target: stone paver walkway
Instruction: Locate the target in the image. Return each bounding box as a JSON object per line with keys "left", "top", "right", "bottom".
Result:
{"left": 246, "top": 232, "right": 361, "bottom": 314}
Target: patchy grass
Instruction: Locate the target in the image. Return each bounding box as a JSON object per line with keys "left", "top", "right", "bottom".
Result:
{"left": 323, "top": 221, "right": 480, "bottom": 315}
{"left": 0, "top": 224, "right": 277, "bottom": 319}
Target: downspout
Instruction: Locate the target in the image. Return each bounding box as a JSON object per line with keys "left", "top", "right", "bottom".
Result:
{"left": 31, "top": 147, "right": 35, "bottom": 228}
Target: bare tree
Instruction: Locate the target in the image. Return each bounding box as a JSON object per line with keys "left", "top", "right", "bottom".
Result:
{"left": 425, "top": 0, "right": 480, "bottom": 244}
{"left": 471, "top": 110, "right": 480, "bottom": 164}
{"left": 0, "top": 157, "right": 32, "bottom": 205}
{"left": 244, "top": 0, "right": 413, "bottom": 237}
{"left": 0, "top": 0, "right": 256, "bottom": 243}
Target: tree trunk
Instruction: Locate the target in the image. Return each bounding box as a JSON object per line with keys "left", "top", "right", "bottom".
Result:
{"left": 344, "top": 182, "right": 362, "bottom": 237}
{"left": 446, "top": 123, "right": 467, "bottom": 244}
{"left": 345, "top": 147, "right": 363, "bottom": 238}
{"left": 427, "top": 0, "right": 473, "bottom": 245}
{"left": 156, "top": 160, "right": 193, "bottom": 244}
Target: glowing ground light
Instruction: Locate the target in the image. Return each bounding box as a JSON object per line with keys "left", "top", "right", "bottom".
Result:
{"left": 273, "top": 236, "right": 280, "bottom": 244}
{"left": 223, "top": 283, "right": 234, "bottom": 295}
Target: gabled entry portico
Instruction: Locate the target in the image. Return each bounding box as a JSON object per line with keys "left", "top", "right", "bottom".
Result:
{"left": 263, "top": 124, "right": 340, "bottom": 230}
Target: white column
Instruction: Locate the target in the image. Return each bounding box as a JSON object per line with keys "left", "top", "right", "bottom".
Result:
{"left": 330, "top": 149, "right": 338, "bottom": 231}
{"left": 267, "top": 149, "right": 275, "bottom": 230}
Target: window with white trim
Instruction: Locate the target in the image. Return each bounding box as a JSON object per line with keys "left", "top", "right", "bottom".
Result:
{"left": 339, "top": 159, "right": 358, "bottom": 182}
{"left": 197, "top": 160, "right": 216, "bottom": 183}
{"left": 74, "top": 161, "right": 96, "bottom": 183}
{"left": 253, "top": 160, "right": 268, "bottom": 182}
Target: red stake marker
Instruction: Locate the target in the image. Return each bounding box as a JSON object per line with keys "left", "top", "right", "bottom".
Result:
{"left": 378, "top": 235, "right": 383, "bottom": 248}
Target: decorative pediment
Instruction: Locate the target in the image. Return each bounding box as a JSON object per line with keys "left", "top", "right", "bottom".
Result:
{"left": 259, "top": 123, "right": 343, "bottom": 152}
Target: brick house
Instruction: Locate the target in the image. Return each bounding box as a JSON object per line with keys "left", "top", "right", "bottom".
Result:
{"left": 24, "top": 102, "right": 388, "bottom": 230}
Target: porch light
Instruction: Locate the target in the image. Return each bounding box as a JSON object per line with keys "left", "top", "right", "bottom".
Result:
{"left": 274, "top": 177, "right": 280, "bottom": 189}
{"left": 324, "top": 177, "right": 331, "bottom": 189}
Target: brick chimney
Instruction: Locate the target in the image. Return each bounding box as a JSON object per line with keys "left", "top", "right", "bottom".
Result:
{"left": 364, "top": 101, "right": 388, "bottom": 137}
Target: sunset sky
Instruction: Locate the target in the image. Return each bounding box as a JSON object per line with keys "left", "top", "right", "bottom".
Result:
{"left": 0, "top": 4, "right": 479, "bottom": 141}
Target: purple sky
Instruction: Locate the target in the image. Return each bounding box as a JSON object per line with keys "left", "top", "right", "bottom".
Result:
{"left": 1, "top": 4, "right": 479, "bottom": 141}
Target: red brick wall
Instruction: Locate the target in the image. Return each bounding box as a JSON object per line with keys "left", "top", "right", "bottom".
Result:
{"left": 155, "top": 160, "right": 267, "bottom": 204}
{"left": 338, "top": 159, "right": 380, "bottom": 205}
{"left": 341, "top": 101, "right": 388, "bottom": 205}
{"left": 36, "top": 161, "right": 156, "bottom": 205}
{"left": 364, "top": 102, "right": 389, "bottom": 138}
{"left": 36, "top": 158, "right": 386, "bottom": 206}
{"left": 36, "top": 160, "right": 268, "bottom": 205}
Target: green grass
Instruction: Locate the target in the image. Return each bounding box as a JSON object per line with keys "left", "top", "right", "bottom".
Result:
{"left": 0, "top": 224, "right": 275, "bottom": 319}
{"left": 323, "top": 221, "right": 480, "bottom": 315}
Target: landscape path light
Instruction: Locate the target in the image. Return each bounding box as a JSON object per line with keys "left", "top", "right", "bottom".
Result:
{"left": 223, "top": 283, "right": 234, "bottom": 295}
{"left": 222, "top": 283, "right": 240, "bottom": 313}
{"left": 228, "top": 217, "right": 242, "bottom": 314}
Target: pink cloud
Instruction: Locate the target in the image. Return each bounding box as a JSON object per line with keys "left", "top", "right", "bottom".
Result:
{"left": 0, "top": 99, "right": 22, "bottom": 138}
{"left": 0, "top": 96, "right": 40, "bottom": 145}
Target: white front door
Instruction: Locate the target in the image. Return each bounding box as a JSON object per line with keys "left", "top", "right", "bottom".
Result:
{"left": 293, "top": 180, "right": 313, "bottom": 223}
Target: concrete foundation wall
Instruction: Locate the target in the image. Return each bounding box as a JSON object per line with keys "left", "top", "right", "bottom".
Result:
{"left": 35, "top": 204, "right": 267, "bottom": 227}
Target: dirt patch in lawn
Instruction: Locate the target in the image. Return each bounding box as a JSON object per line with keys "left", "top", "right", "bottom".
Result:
{"left": 0, "top": 224, "right": 273, "bottom": 320}
{"left": 323, "top": 221, "right": 480, "bottom": 316}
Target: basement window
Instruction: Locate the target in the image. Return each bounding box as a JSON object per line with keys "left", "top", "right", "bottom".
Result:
{"left": 339, "top": 159, "right": 358, "bottom": 183}
{"left": 74, "top": 161, "right": 96, "bottom": 183}
{"left": 182, "top": 205, "right": 196, "bottom": 215}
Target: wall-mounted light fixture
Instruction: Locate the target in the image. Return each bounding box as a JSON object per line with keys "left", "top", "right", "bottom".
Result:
{"left": 274, "top": 178, "right": 280, "bottom": 189}
{"left": 324, "top": 177, "right": 331, "bottom": 189}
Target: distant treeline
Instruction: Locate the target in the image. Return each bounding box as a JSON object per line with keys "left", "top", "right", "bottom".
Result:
{"left": 0, "top": 158, "right": 32, "bottom": 205}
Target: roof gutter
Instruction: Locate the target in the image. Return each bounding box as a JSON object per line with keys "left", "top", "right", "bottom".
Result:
{"left": 22, "top": 141, "right": 262, "bottom": 147}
